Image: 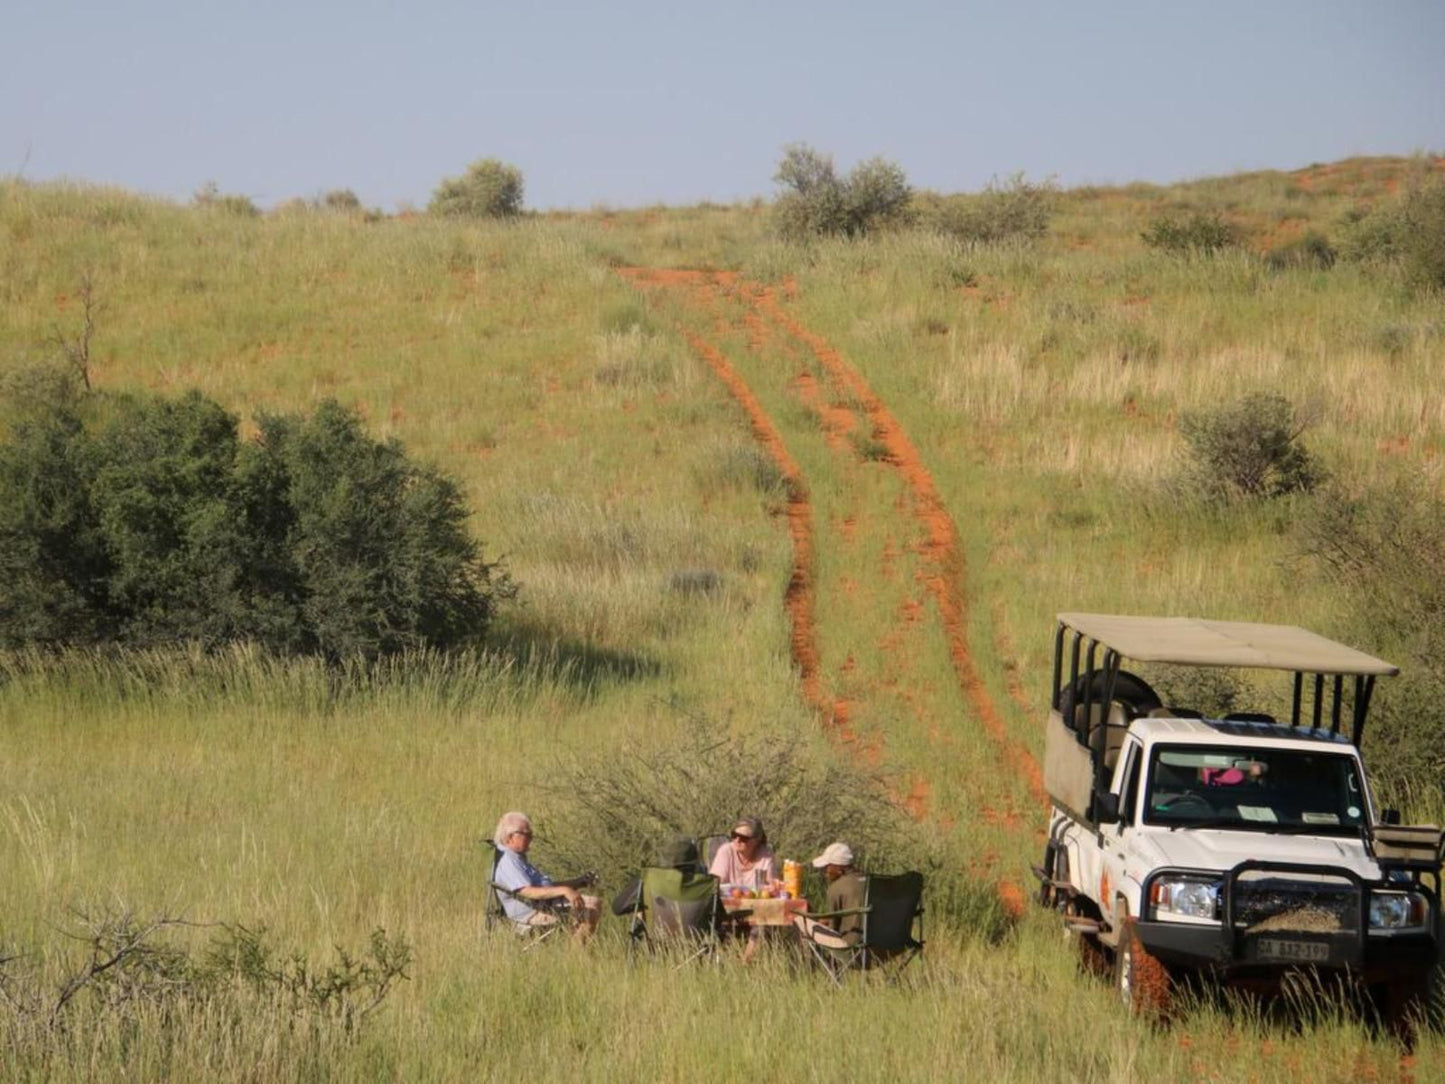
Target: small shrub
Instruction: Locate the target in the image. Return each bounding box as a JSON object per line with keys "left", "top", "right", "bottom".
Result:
{"left": 1266, "top": 231, "right": 1337, "bottom": 271}
{"left": 428, "top": 158, "right": 525, "bottom": 219}
{"left": 321, "top": 188, "right": 362, "bottom": 213}
{"left": 0, "top": 908, "right": 410, "bottom": 1047}
{"left": 771, "top": 143, "right": 912, "bottom": 241}
{"left": 538, "top": 712, "right": 912, "bottom": 890}
{"left": 927, "top": 172, "right": 1058, "bottom": 245}
{"left": 192, "top": 181, "right": 259, "bottom": 217}
{"left": 1141, "top": 211, "right": 1239, "bottom": 255}
{"left": 1174, "top": 392, "right": 1323, "bottom": 502}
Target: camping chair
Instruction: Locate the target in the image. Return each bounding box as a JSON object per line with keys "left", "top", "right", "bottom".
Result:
{"left": 801, "top": 871, "right": 924, "bottom": 985}
{"left": 630, "top": 866, "right": 722, "bottom": 968}
{"left": 699, "top": 832, "right": 730, "bottom": 873}
{"left": 482, "top": 841, "right": 569, "bottom": 951}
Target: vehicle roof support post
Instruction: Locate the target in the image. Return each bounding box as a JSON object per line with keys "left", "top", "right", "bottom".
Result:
{"left": 1052, "top": 622, "right": 1066, "bottom": 711}
{"left": 1291, "top": 672, "right": 1303, "bottom": 728}
{"left": 1312, "top": 673, "right": 1325, "bottom": 730}
{"left": 1330, "top": 674, "right": 1344, "bottom": 735}
{"left": 1083, "top": 639, "right": 1099, "bottom": 721}
{"left": 1068, "top": 632, "right": 1083, "bottom": 708}
{"left": 1352, "top": 675, "right": 1375, "bottom": 747}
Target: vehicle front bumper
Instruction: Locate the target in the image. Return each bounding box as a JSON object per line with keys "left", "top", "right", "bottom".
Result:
{"left": 1137, "top": 920, "right": 1437, "bottom": 983}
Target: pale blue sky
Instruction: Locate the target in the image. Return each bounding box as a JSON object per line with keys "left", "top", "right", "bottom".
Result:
{"left": 4, "top": 1, "right": 1441, "bottom": 211}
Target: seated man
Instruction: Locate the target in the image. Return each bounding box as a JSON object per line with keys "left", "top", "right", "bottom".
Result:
{"left": 793, "top": 841, "right": 866, "bottom": 951}
{"left": 492, "top": 811, "right": 600, "bottom": 944}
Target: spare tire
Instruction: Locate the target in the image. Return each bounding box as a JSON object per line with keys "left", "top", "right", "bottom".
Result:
{"left": 1060, "top": 668, "right": 1161, "bottom": 724}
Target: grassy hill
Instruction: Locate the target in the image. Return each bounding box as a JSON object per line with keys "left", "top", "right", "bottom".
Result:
{"left": 1, "top": 157, "right": 1442, "bottom": 1080}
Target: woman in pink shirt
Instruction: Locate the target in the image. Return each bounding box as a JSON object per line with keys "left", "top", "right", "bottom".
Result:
{"left": 710, "top": 817, "right": 776, "bottom": 962}
{"left": 709, "top": 817, "right": 777, "bottom": 888}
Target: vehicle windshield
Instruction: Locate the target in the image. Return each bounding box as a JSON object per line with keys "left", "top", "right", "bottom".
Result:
{"left": 1143, "top": 745, "right": 1366, "bottom": 834}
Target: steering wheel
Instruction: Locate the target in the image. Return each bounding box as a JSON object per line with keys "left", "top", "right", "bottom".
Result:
{"left": 1155, "top": 791, "right": 1213, "bottom": 815}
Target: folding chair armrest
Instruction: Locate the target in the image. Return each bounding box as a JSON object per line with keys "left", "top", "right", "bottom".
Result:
{"left": 805, "top": 906, "right": 870, "bottom": 922}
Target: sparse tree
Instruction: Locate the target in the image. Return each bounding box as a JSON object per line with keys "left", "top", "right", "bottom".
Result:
{"left": 429, "top": 159, "right": 525, "bottom": 219}
{"left": 772, "top": 143, "right": 912, "bottom": 240}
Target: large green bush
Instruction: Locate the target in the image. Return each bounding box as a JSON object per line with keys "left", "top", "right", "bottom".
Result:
{"left": 1298, "top": 473, "right": 1445, "bottom": 784}
{"left": 771, "top": 143, "right": 912, "bottom": 241}
{"left": 0, "top": 372, "right": 507, "bottom": 657}
{"left": 428, "top": 158, "right": 525, "bottom": 219}
{"left": 1344, "top": 178, "right": 1445, "bottom": 290}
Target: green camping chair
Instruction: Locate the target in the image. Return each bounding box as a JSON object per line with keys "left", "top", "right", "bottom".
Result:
{"left": 483, "top": 841, "right": 568, "bottom": 950}
{"left": 630, "top": 866, "right": 722, "bottom": 967}
{"left": 801, "top": 871, "right": 924, "bottom": 984}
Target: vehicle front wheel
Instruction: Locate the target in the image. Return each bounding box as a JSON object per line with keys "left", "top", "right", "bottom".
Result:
{"left": 1116, "top": 918, "right": 1172, "bottom": 1020}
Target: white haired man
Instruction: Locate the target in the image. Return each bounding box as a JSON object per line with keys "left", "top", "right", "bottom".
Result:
{"left": 492, "top": 811, "right": 600, "bottom": 944}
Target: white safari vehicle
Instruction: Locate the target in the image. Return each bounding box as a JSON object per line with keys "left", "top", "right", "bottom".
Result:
{"left": 1036, "top": 614, "right": 1442, "bottom": 1024}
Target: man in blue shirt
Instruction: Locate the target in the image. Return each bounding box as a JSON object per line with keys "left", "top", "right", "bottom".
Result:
{"left": 492, "top": 811, "right": 600, "bottom": 943}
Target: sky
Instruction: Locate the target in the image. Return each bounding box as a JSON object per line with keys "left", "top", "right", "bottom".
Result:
{"left": 4, "top": 1, "right": 1442, "bottom": 212}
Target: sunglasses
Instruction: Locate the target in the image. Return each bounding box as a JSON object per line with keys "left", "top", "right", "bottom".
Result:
{"left": 731, "top": 832, "right": 753, "bottom": 842}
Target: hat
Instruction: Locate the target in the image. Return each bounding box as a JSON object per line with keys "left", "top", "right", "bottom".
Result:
{"left": 655, "top": 835, "right": 700, "bottom": 868}
{"left": 732, "top": 817, "right": 766, "bottom": 843}
{"left": 811, "top": 842, "right": 854, "bottom": 868}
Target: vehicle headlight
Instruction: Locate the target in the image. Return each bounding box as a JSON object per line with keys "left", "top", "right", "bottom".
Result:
{"left": 1149, "top": 877, "right": 1220, "bottom": 921}
{"left": 1369, "top": 891, "right": 1428, "bottom": 931}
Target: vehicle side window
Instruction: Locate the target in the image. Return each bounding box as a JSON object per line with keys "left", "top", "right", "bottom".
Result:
{"left": 1119, "top": 745, "right": 1141, "bottom": 824}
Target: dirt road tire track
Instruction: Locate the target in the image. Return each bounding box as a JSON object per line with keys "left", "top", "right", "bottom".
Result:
{"left": 621, "top": 267, "right": 1036, "bottom": 914}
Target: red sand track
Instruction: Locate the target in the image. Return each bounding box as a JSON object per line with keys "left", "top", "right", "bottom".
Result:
{"left": 621, "top": 267, "right": 1038, "bottom": 914}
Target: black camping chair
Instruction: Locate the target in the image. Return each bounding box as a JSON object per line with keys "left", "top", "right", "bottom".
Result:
{"left": 629, "top": 866, "right": 723, "bottom": 968}
{"left": 801, "top": 871, "right": 925, "bottom": 985}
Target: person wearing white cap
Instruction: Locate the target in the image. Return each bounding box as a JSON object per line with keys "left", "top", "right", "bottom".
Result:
{"left": 793, "top": 841, "right": 866, "bottom": 950}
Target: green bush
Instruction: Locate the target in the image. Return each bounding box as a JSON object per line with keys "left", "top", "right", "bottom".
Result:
{"left": 0, "top": 371, "right": 508, "bottom": 658}
{"left": 926, "top": 172, "right": 1057, "bottom": 245}
{"left": 1265, "top": 231, "right": 1337, "bottom": 271}
{"left": 1343, "top": 179, "right": 1445, "bottom": 289}
{"left": 1297, "top": 474, "right": 1445, "bottom": 783}
{"left": 428, "top": 158, "right": 525, "bottom": 219}
{"left": 192, "top": 181, "right": 259, "bottom": 217}
{"left": 771, "top": 143, "right": 912, "bottom": 241}
{"left": 1174, "top": 393, "right": 1323, "bottom": 502}
{"left": 1141, "top": 211, "right": 1238, "bottom": 255}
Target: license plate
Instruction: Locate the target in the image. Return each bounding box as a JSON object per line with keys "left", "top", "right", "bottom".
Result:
{"left": 1256, "top": 938, "right": 1330, "bottom": 963}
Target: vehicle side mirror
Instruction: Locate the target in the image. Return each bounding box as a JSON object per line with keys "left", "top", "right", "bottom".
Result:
{"left": 1093, "top": 791, "right": 1120, "bottom": 825}
{"left": 1381, "top": 808, "right": 1402, "bottom": 826}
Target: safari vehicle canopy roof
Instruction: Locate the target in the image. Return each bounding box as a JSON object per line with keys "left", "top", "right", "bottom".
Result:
{"left": 1058, "top": 614, "right": 1398, "bottom": 676}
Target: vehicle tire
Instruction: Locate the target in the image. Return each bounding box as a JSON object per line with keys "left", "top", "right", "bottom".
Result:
{"left": 1064, "top": 898, "right": 1111, "bottom": 979}
{"left": 1116, "top": 917, "right": 1172, "bottom": 1019}
{"left": 1375, "top": 976, "right": 1435, "bottom": 1047}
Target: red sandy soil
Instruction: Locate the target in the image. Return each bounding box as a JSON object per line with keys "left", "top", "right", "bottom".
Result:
{"left": 621, "top": 266, "right": 1041, "bottom": 916}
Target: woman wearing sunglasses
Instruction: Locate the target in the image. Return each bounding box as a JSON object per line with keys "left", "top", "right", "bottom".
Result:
{"left": 709, "top": 817, "right": 777, "bottom": 961}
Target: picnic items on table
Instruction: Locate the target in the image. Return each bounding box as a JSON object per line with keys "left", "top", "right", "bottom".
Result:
{"left": 783, "top": 859, "right": 803, "bottom": 899}
{"left": 720, "top": 888, "right": 808, "bottom": 927}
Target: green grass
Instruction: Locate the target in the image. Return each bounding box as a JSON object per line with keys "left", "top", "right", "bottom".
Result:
{"left": 3, "top": 161, "right": 1444, "bottom": 1078}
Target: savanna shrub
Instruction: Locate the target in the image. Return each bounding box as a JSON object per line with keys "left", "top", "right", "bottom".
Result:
{"left": 926, "top": 172, "right": 1058, "bottom": 245}
{"left": 192, "top": 181, "right": 259, "bottom": 217}
{"left": 321, "top": 188, "right": 362, "bottom": 213}
{"left": 0, "top": 370, "right": 507, "bottom": 657}
{"left": 429, "top": 158, "right": 525, "bottom": 218}
{"left": 1298, "top": 473, "right": 1445, "bottom": 784}
{"left": 1174, "top": 393, "right": 1323, "bottom": 502}
{"left": 1141, "top": 210, "right": 1238, "bottom": 255}
{"left": 1265, "top": 231, "right": 1337, "bottom": 271}
{"left": 772, "top": 143, "right": 912, "bottom": 240}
